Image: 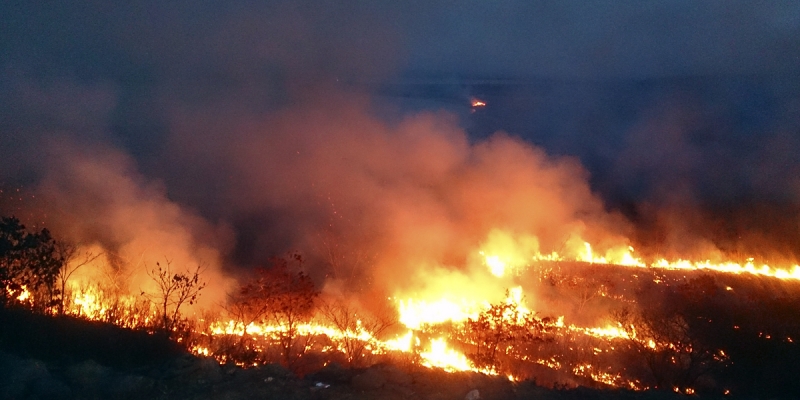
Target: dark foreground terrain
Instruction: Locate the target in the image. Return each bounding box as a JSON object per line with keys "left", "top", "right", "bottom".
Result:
{"left": 0, "top": 307, "right": 734, "bottom": 400}
{"left": 0, "top": 350, "right": 703, "bottom": 400}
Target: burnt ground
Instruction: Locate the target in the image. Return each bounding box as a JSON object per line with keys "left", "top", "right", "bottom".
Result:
{"left": 0, "top": 307, "right": 727, "bottom": 400}
{"left": 4, "top": 265, "right": 800, "bottom": 399}
{"left": 0, "top": 349, "right": 704, "bottom": 400}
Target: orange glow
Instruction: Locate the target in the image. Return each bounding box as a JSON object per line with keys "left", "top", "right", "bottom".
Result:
{"left": 483, "top": 254, "right": 506, "bottom": 277}
{"left": 16, "top": 285, "right": 31, "bottom": 303}
{"left": 470, "top": 97, "right": 486, "bottom": 108}
{"left": 652, "top": 258, "right": 800, "bottom": 280}
{"left": 477, "top": 229, "right": 799, "bottom": 280}
{"left": 419, "top": 337, "right": 474, "bottom": 372}
{"left": 20, "top": 229, "right": 797, "bottom": 391}
{"left": 397, "top": 298, "right": 482, "bottom": 329}
{"left": 384, "top": 330, "right": 417, "bottom": 352}
{"left": 573, "top": 363, "right": 628, "bottom": 388}
{"left": 570, "top": 324, "right": 630, "bottom": 340}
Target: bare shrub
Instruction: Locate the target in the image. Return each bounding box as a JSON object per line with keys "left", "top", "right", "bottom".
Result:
{"left": 320, "top": 299, "right": 395, "bottom": 367}
{"left": 146, "top": 259, "right": 206, "bottom": 338}
{"left": 53, "top": 243, "right": 102, "bottom": 315}
{"left": 462, "top": 289, "right": 550, "bottom": 374}
{"left": 231, "top": 253, "right": 319, "bottom": 368}
{"left": 613, "top": 305, "right": 725, "bottom": 391}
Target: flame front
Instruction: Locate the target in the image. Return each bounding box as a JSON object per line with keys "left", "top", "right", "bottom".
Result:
{"left": 397, "top": 298, "right": 481, "bottom": 329}
{"left": 420, "top": 338, "right": 474, "bottom": 372}
{"left": 17, "top": 227, "right": 795, "bottom": 394}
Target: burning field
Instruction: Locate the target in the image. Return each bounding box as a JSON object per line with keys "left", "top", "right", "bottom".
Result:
{"left": 2, "top": 4, "right": 800, "bottom": 398}
{"left": 2, "top": 115, "right": 800, "bottom": 397}
{"left": 4, "top": 241, "right": 800, "bottom": 399}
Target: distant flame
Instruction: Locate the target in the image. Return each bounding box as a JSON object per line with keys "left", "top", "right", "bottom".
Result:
{"left": 16, "top": 285, "right": 31, "bottom": 303}
{"left": 652, "top": 258, "right": 800, "bottom": 280}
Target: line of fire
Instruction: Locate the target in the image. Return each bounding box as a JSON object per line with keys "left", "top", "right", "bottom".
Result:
{"left": 2, "top": 210, "right": 800, "bottom": 397}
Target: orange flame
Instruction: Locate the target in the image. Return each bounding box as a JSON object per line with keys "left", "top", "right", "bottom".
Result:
{"left": 470, "top": 97, "right": 486, "bottom": 108}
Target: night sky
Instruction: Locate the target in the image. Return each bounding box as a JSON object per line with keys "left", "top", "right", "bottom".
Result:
{"left": 2, "top": 1, "right": 800, "bottom": 275}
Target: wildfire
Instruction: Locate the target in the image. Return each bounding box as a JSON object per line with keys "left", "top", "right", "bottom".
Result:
{"left": 479, "top": 229, "right": 800, "bottom": 282}
{"left": 569, "top": 324, "right": 630, "bottom": 340}
{"left": 572, "top": 363, "right": 637, "bottom": 388}
{"left": 72, "top": 289, "right": 108, "bottom": 318}
{"left": 384, "top": 330, "right": 417, "bottom": 352}
{"left": 63, "top": 284, "right": 156, "bottom": 329}
{"left": 192, "top": 345, "right": 210, "bottom": 357}
{"left": 387, "top": 285, "right": 543, "bottom": 374}
{"left": 397, "top": 298, "right": 482, "bottom": 329}
{"left": 420, "top": 337, "right": 473, "bottom": 372}
{"left": 652, "top": 258, "right": 800, "bottom": 280}
{"left": 384, "top": 331, "right": 492, "bottom": 374}
{"left": 208, "top": 319, "right": 375, "bottom": 344}
{"left": 11, "top": 227, "right": 796, "bottom": 393}
{"left": 483, "top": 254, "right": 507, "bottom": 277}
{"left": 16, "top": 285, "right": 31, "bottom": 303}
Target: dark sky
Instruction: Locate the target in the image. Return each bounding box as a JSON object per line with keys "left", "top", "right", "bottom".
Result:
{"left": 5, "top": 1, "right": 800, "bottom": 80}
{"left": 2, "top": 1, "right": 800, "bottom": 270}
{"left": 403, "top": 1, "right": 800, "bottom": 78}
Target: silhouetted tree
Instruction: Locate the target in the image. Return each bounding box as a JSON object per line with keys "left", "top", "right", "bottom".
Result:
{"left": 0, "top": 217, "right": 64, "bottom": 309}
{"left": 320, "top": 299, "right": 395, "bottom": 367}
{"left": 613, "top": 302, "right": 726, "bottom": 391}
{"left": 234, "top": 253, "right": 319, "bottom": 367}
{"left": 463, "top": 289, "right": 549, "bottom": 373}
{"left": 53, "top": 243, "right": 102, "bottom": 315}
{"left": 146, "top": 259, "right": 206, "bottom": 336}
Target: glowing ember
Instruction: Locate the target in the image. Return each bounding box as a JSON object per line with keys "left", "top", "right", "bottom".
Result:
{"left": 192, "top": 345, "right": 210, "bottom": 357}
{"left": 16, "top": 285, "right": 31, "bottom": 303}
{"left": 570, "top": 324, "right": 630, "bottom": 340}
{"left": 572, "top": 363, "right": 636, "bottom": 388}
{"left": 470, "top": 97, "right": 486, "bottom": 108}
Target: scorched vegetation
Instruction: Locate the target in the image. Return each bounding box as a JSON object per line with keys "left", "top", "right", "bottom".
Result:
{"left": 2, "top": 215, "right": 800, "bottom": 398}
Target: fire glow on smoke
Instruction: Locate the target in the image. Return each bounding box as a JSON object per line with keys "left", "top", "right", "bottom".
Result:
{"left": 5, "top": 102, "right": 798, "bottom": 395}
{"left": 39, "top": 228, "right": 799, "bottom": 391}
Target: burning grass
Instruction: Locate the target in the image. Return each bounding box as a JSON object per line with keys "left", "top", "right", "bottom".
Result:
{"left": 3, "top": 216, "right": 800, "bottom": 397}
{"left": 52, "top": 261, "right": 800, "bottom": 396}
